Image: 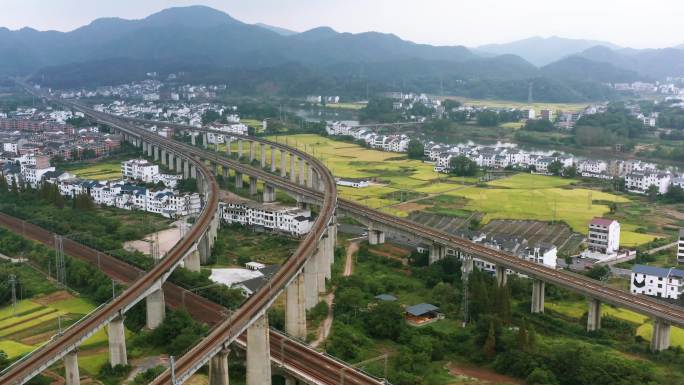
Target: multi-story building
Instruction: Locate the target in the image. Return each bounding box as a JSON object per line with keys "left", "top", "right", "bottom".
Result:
{"left": 630, "top": 265, "right": 684, "bottom": 301}
{"left": 625, "top": 172, "right": 672, "bottom": 194}
{"left": 122, "top": 159, "right": 159, "bottom": 182}
{"left": 218, "top": 197, "right": 313, "bottom": 236}
{"left": 587, "top": 218, "right": 620, "bottom": 255}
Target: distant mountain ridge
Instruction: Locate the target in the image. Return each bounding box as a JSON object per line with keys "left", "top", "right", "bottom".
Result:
{"left": 476, "top": 36, "right": 621, "bottom": 66}
{"left": 1, "top": 5, "right": 682, "bottom": 101}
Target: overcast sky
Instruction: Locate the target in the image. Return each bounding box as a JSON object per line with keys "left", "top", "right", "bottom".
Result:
{"left": 1, "top": 0, "right": 682, "bottom": 48}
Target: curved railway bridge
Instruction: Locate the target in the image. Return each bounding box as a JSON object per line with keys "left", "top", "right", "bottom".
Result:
{"left": 123, "top": 116, "right": 684, "bottom": 354}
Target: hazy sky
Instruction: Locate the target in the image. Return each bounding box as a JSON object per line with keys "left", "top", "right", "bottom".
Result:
{"left": 1, "top": 0, "right": 682, "bottom": 48}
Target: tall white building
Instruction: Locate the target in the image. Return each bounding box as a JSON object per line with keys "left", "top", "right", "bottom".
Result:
{"left": 122, "top": 159, "right": 159, "bottom": 182}
{"left": 587, "top": 218, "right": 620, "bottom": 255}
{"left": 631, "top": 265, "right": 684, "bottom": 301}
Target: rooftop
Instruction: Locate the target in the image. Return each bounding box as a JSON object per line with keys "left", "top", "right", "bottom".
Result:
{"left": 405, "top": 303, "right": 439, "bottom": 317}
{"left": 590, "top": 218, "right": 617, "bottom": 227}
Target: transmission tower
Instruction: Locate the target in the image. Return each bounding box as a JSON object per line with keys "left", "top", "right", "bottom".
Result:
{"left": 9, "top": 274, "right": 17, "bottom": 315}
{"left": 461, "top": 255, "right": 472, "bottom": 327}
{"left": 53, "top": 235, "right": 66, "bottom": 287}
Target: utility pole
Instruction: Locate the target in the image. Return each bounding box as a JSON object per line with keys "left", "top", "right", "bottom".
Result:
{"left": 9, "top": 274, "right": 17, "bottom": 315}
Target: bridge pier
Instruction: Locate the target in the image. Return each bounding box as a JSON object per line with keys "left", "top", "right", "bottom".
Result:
{"left": 280, "top": 150, "right": 287, "bottom": 177}
{"left": 154, "top": 146, "right": 160, "bottom": 161}
{"left": 161, "top": 149, "right": 167, "bottom": 166}
{"left": 651, "top": 318, "right": 671, "bottom": 352}
{"left": 222, "top": 165, "right": 229, "bottom": 180}
{"left": 238, "top": 140, "right": 243, "bottom": 158}
{"left": 285, "top": 273, "right": 307, "bottom": 339}
{"left": 261, "top": 144, "right": 267, "bottom": 168}
{"left": 495, "top": 266, "right": 507, "bottom": 287}
{"left": 249, "top": 141, "right": 255, "bottom": 162}
{"left": 147, "top": 142, "right": 153, "bottom": 157}
{"left": 146, "top": 288, "right": 165, "bottom": 330}
{"left": 531, "top": 280, "right": 545, "bottom": 314}
{"left": 429, "top": 243, "right": 445, "bottom": 264}
{"left": 108, "top": 315, "right": 127, "bottom": 366}
{"left": 209, "top": 348, "right": 230, "bottom": 385}
{"left": 290, "top": 155, "right": 297, "bottom": 183}
{"left": 249, "top": 176, "right": 258, "bottom": 196}
{"left": 64, "top": 350, "right": 80, "bottom": 385}
{"left": 183, "top": 160, "right": 190, "bottom": 179}
{"left": 271, "top": 146, "right": 277, "bottom": 172}
{"left": 307, "top": 164, "right": 314, "bottom": 189}
{"left": 176, "top": 156, "right": 183, "bottom": 173}
{"left": 316, "top": 242, "right": 327, "bottom": 294}
{"left": 246, "top": 314, "right": 271, "bottom": 385}
{"left": 185, "top": 248, "right": 201, "bottom": 272}
{"left": 212, "top": 162, "right": 218, "bottom": 176}
{"left": 203, "top": 133, "right": 208, "bottom": 149}
{"left": 263, "top": 184, "right": 276, "bottom": 203}
{"left": 304, "top": 254, "right": 319, "bottom": 310}
{"left": 368, "top": 223, "right": 385, "bottom": 245}
{"left": 190, "top": 164, "right": 197, "bottom": 179}
{"left": 215, "top": 141, "right": 220, "bottom": 152}
{"left": 226, "top": 137, "right": 231, "bottom": 156}
{"left": 299, "top": 158, "right": 306, "bottom": 185}
{"left": 587, "top": 298, "right": 601, "bottom": 331}
{"left": 235, "top": 172, "right": 244, "bottom": 189}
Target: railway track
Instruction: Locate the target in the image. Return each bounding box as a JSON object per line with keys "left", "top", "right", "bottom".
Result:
{"left": 0, "top": 120, "right": 219, "bottom": 384}
{"left": 0, "top": 213, "right": 384, "bottom": 385}
{"left": 120, "top": 116, "right": 684, "bottom": 328}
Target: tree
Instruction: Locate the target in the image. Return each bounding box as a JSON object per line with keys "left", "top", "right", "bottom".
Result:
{"left": 476, "top": 110, "right": 500, "bottom": 126}
{"left": 407, "top": 139, "right": 424, "bottom": 159}
{"left": 547, "top": 160, "right": 563, "bottom": 176}
{"left": 449, "top": 155, "right": 478, "bottom": 177}
{"left": 0, "top": 174, "right": 7, "bottom": 195}
{"left": 366, "top": 301, "right": 404, "bottom": 340}
{"left": 524, "top": 119, "right": 555, "bottom": 132}
{"left": 483, "top": 321, "right": 497, "bottom": 358}
{"left": 201, "top": 109, "right": 220, "bottom": 125}
{"left": 646, "top": 184, "right": 659, "bottom": 201}
{"left": 563, "top": 165, "right": 577, "bottom": 178}
{"left": 526, "top": 368, "right": 559, "bottom": 385}
{"left": 73, "top": 192, "right": 95, "bottom": 211}
{"left": 586, "top": 265, "right": 610, "bottom": 281}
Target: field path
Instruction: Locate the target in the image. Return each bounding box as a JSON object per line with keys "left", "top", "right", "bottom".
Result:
{"left": 311, "top": 240, "right": 359, "bottom": 349}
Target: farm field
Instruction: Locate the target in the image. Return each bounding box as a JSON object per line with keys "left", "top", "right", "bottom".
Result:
{"left": 64, "top": 159, "right": 122, "bottom": 180}
{"left": 256, "top": 135, "right": 662, "bottom": 247}
{"left": 0, "top": 290, "right": 128, "bottom": 376}
{"left": 545, "top": 300, "right": 684, "bottom": 348}
{"left": 322, "top": 102, "right": 366, "bottom": 110}
{"left": 453, "top": 97, "right": 588, "bottom": 112}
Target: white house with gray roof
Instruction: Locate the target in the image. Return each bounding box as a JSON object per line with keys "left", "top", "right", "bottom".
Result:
{"left": 630, "top": 265, "right": 684, "bottom": 301}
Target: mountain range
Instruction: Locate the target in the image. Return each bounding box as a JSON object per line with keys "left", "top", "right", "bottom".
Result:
{"left": 2, "top": 6, "right": 684, "bottom": 101}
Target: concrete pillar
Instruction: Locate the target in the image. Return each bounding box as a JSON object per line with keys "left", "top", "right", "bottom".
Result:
{"left": 146, "top": 288, "right": 165, "bottom": 329}
{"left": 261, "top": 143, "right": 267, "bottom": 168}
{"left": 263, "top": 184, "right": 276, "bottom": 203}
{"left": 215, "top": 141, "right": 220, "bottom": 152}
{"left": 587, "top": 298, "right": 601, "bottom": 331}
{"left": 246, "top": 314, "right": 271, "bottom": 385}
{"left": 307, "top": 164, "right": 314, "bottom": 189}
{"left": 299, "top": 159, "right": 306, "bottom": 185}
{"left": 212, "top": 162, "right": 218, "bottom": 176}
{"left": 153, "top": 146, "right": 159, "bottom": 161}
{"left": 531, "top": 280, "right": 544, "bottom": 314}
{"left": 271, "top": 146, "right": 277, "bottom": 172}
{"left": 290, "top": 155, "right": 297, "bottom": 183}
{"left": 185, "top": 249, "right": 201, "bottom": 272}
{"left": 249, "top": 176, "right": 258, "bottom": 196}
{"left": 316, "top": 243, "right": 327, "bottom": 294}
{"left": 209, "top": 348, "right": 230, "bottom": 385}
{"left": 285, "top": 273, "right": 307, "bottom": 339}
{"left": 236, "top": 172, "right": 244, "bottom": 189}
{"left": 64, "top": 350, "right": 80, "bottom": 385}
{"left": 222, "top": 166, "right": 229, "bottom": 180}
{"left": 161, "top": 149, "right": 167, "bottom": 166}
{"left": 108, "top": 315, "right": 127, "bottom": 366}
{"left": 191, "top": 132, "right": 196, "bottom": 146}
{"left": 429, "top": 243, "right": 445, "bottom": 264}
{"left": 284, "top": 376, "right": 297, "bottom": 385}
{"left": 249, "top": 141, "right": 255, "bottom": 162}
{"left": 495, "top": 266, "right": 507, "bottom": 287}
{"left": 238, "top": 140, "right": 243, "bottom": 158}
{"left": 203, "top": 133, "right": 208, "bottom": 149}
{"left": 226, "top": 138, "right": 232, "bottom": 156}
{"left": 190, "top": 165, "right": 197, "bottom": 179}
{"left": 651, "top": 318, "right": 671, "bottom": 352}
{"left": 147, "top": 142, "right": 153, "bottom": 157}
{"left": 304, "top": 255, "right": 318, "bottom": 310}
{"left": 280, "top": 150, "right": 287, "bottom": 177}
{"left": 183, "top": 160, "right": 190, "bottom": 179}
{"left": 176, "top": 156, "right": 183, "bottom": 173}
